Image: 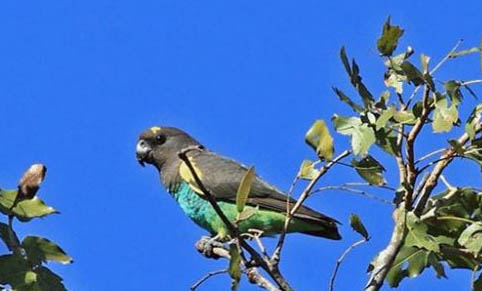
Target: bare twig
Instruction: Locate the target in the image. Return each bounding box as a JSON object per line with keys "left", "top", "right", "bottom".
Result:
{"left": 462, "top": 80, "right": 482, "bottom": 86}
{"left": 178, "top": 147, "right": 294, "bottom": 291}
{"left": 415, "top": 149, "right": 446, "bottom": 164}
{"left": 190, "top": 269, "right": 228, "bottom": 291}
{"left": 329, "top": 238, "right": 368, "bottom": 291}
{"left": 271, "top": 150, "right": 351, "bottom": 265}
{"left": 312, "top": 186, "right": 393, "bottom": 205}
{"left": 344, "top": 182, "right": 396, "bottom": 191}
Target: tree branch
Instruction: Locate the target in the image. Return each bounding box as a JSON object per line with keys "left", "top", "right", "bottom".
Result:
{"left": 271, "top": 150, "right": 351, "bottom": 266}
{"left": 190, "top": 269, "right": 228, "bottom": 291}
{"left": 312, "top": 186, "right": 393, "bottom": 205}
{"left": 413, "top": 122, "right": 481, "bottom": 216}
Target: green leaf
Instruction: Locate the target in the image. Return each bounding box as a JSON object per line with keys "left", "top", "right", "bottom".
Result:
{"left": 297, "top": 160, "right": 320, "bottom": 180}
{"left": 305, "top": 120, "right": 335, "bottom": 161}
{"left": 465, "top": 104, "right": 482, "bottom": 140}
{"left": 340, "top": 46, "right": 352, "bottom": 78}
{"left": 457, "top": 222, "right": 482, "bottom": 256}
{"left": 349, "top": 214, "right": 369, "bottom": 240}
{"left": 405, "top": 212, "right": 454, "bottom": 253}
{"left": 474, "top": 273, "right": 482, "bottom": 291}
{"left": 333, "top": 87, "right": 363, "bottom": 113}
{"left": 432, "top": 96, "right": 459, "bottom": 133}
{"left": 351, "top": 124, "right": 376, "bottom": 156}
{"left": 22, "top": 236, "right": 73, "bottom": 265}
{"left": 374, "top": 128, "right": 399, "bottom": 156}
{"left": 228, "top": 244, "right": 242, "bottom": 291}
{"left": 352, "top": 155, "right": 386, "bottom": 186}
{"left": 393, "top": 110, "right": 416, "bottom": 125}
{"left": 449, "top": 46, "right": 481, "bottom": 58}
{"left": 386, "top": 246, "right": 427, "bottom": 287}
{"left": 0, "top": 254, "right": 30, "bottom": 287}
{"left": 332, "top": 115, "right": 362, "bottom": 136}
{"left": 34, "top": 266, "right": 67, "bottom": 291}
{"left": 384, "top": 70, "right": 405, "bottom": 94}
{"left": 375, "top": 90, "right": 390, "bottom": 109}
{"left": 445, "top": 81, "right": 463, "bottom": 105}
{"left": 236, "top": 167, "right": 255, "bottom": 213}
{"left": 375, "top": 106, "right": 395, "bottom": 130}
{"left": 420, "top": 54, "right": 430, "bottom": 74}
{"left": 377, "top": 17, "right": 404, "bottom": 56}
{"left": 0, "top": 190, "right": 57, "bottom": 221}
{"left": 0, "top": 223, "right": 10, "bottom": 250}
{"left": 400, "top": 61, "right": 425, "bottom": 86}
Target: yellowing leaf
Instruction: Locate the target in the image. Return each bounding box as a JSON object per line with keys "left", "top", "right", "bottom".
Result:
{"left": 297, "top": 160, "right": 320, "bottom": 180}
{"left": 236, "top": 167, "right": 255, "bottom": 213}
{"left": 305, "top": 120, "right": 335, "bottom": 161}
{"left": 349, "top": 214, "right": 369, "bottom": 240}
{"left": 352, "top": 155, "right": 386, "bottom": 186}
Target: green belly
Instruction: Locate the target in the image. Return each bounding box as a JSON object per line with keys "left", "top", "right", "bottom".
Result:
{"left": 172, "top": 183, "right": 320, "bottom": 238}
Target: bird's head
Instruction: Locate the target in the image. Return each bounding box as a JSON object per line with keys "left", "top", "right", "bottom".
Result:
{"left": 136, "top": 126, "right": 201, "bottom": 170}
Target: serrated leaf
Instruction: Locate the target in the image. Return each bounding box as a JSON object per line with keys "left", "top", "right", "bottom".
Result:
{"left": 0, "top": 190, "right": 57, "bottom": 221}
{"left": 377, "top": 17, "right": 404, "bottom": 56}
{"left": 236, "top": 167, "right": 255, "bottom": 213}
{"left": 405, "top": 212, "right": 454, "bottom": 252}
{"left": 305, "top": 120, "right": 334, "bottom": 161}
{"left": 387, "top": 247, "right": 426, "bottom": 287}
{"left": 297, "top": 160, "right": 320, "bottom": 180}
{"left": 228, "top": 244, "right": 241, "bottom": 291}
{"left": 352, "top": 155, "right": 386, "bottom": 186}
{"left": 400, "top": 61, "right": 425, "bottom": 86}
{"left": 333, "top": 87, "right": 363, "bottom": 113}
{"left": 457, "top": 222, "right": 482, "bottom": 256}
{"left": 22, "top": 236, "right": 73, "bottom": 265}
{"left": 349, "top": 214, "right": 369, "bottom": 240}
{"left": 376, "top": 106, "right": 396, "bottom": 130}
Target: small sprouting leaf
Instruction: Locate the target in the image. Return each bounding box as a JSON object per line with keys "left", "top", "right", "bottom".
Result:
{"left": 352, "top": 155, "right": 386, "bottom": 186}
{"left": 400, "top": 61, "right": 425, "bottom": 86}
{"left": 457, "top": 222, "right": 482, "bottom": 256}
{"left": 349, "top": 214, "right": 369, "bottom": 240}
{"left": 228, "top": 244, "right": 242, "bottom": 291}
{"left": 376, "top": 106, "right": 396, "bottom": 130}
{"left": 449, "top": 46, "right": 481, "bottom": 58}
{"left": 22, "top": 236, "right": 73, "bottom": 265}
{"left": 420, "top": 54, "right": 430, "bottom": 74}
{"left": 377, "top": 17, "right": 404, "bottom": 56}
{"left": 236, "top": 167, "right": 255, "bottom": 213}
{"left": 333, "top": 87, "right": 363, "bottom": 113}
{"left": 0, "top": 190, "right": 57, "bottom": 221}
{"left": 297, "top": 160, "right": 320, "bottom": 180}
{"left": 305, "top": 120, "right": 335, "bottom": 161}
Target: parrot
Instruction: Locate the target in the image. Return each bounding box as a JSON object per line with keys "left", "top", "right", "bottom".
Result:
{"left": 136, "top": 126, "right": 341, "bottom": 240}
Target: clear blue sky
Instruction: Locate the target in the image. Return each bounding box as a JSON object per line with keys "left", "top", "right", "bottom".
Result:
{"left": 0, "top": 1, "right": 481, "bottom": 290}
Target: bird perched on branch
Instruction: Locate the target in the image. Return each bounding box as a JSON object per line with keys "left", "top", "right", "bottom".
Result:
{"left": 136, "top": 126, "right": 341, "bottom": 240}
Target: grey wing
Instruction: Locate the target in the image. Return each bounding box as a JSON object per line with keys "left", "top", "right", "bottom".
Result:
{"left": 190, "top": 150, "right": 339, "bottom": 224}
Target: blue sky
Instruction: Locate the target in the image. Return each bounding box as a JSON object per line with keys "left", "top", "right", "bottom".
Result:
{"left": 0, "top": 1, "right": 481, "bottom": 290}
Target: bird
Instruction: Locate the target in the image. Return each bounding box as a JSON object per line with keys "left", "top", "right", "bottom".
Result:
{"left": 136, "top": 126, "right": 341, "bottom": 240}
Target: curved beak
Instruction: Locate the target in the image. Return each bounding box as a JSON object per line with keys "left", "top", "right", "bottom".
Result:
{"left": 136, "top": 139, "right": 151, "bottom": 167}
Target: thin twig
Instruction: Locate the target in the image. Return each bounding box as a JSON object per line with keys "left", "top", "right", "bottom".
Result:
{"left": 190, "top": 269, "right": 228, "bottom": 290}
{"left": 329, "top": 238, "right": 368, "bottom": 291}
{"left": 462, "top": 80, "right": 482, "bottom": 86}
{"left": 415, "top": 149, "right": 446, "bottom": 164}
{"left": 344, "top": 182, "right": 397, "bottom": 192}
{"left": 271, "top": 150, "right": 351, "bottom": 265}
{"left": 406, "top": 39, "right": 463, "bottom": 105}
{"left": 312, "top": 186, "right": 393, "bottom": 205}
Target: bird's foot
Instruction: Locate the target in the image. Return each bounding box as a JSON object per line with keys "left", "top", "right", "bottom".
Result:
{"left": 195, "top": 235, "right": 226, "bottom": 259}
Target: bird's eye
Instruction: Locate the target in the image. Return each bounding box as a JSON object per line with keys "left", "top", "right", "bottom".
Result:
{"left": 155, "top": 134, "right": 166, "bottom": 144}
